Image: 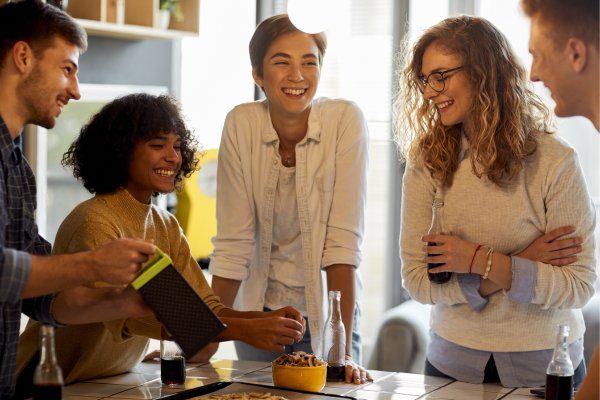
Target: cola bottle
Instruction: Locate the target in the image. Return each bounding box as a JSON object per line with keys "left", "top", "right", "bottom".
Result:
{"left": 33, "top": 325, "right": 63, "bottom": 400}
{"left": 427, "top": 198, "right": 451, "bottom": 284}
{"left": 322, "top": 291, "right": 346, "bottom": 381}
{"left": 545, "top": 325, "right": 574, "bottom": 400}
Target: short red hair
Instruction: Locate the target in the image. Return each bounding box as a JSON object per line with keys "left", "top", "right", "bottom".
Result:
{"left": 521, "top": 0, "right": 599, "bottom": 49}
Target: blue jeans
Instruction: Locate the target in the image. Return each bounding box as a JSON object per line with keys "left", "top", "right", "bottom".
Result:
{"left": 235, "top": 305, "right": 363, "bottom": 364}
{"left": 425, "top": 356, "right": 587, "bottom": 388}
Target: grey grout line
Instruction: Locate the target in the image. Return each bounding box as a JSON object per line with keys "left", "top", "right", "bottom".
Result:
{"left": 415, "top": 379, "right": 456, "bottom": 399}
{"left": 497, "top": 387, "right": 517, "bottom": 399}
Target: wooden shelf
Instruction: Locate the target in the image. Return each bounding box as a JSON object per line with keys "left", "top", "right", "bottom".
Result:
{"left": 69, "top": 0, "right": 199, "bottom": 41}
{"left": 75, "top": 18, "right": 198, "bottom": 40}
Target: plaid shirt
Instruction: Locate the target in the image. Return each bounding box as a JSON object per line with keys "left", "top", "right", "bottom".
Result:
{"left": 0, "top": 114, "right": 58, "bottom": 399}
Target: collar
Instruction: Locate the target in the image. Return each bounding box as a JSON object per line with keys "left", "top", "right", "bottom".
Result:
{"left": 261, "top": 99, "right": 322, "bottom": 144}
{"left": 457, "top": 125, "right": 469, "bottom": 163}
{"left": 97, "top": 188, "right": 153, "bottom": 232}
{"left": 0, "top": 113, "right": 22, "bottom": 165}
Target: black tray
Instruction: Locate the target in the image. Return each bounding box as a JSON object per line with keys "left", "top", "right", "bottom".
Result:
{"left": 154, "top": 381, "right": 358, "bottom": 400}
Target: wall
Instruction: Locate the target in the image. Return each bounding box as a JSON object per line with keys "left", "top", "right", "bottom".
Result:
{"left": 78, "top": 35, "right": 179, "bottom": 94}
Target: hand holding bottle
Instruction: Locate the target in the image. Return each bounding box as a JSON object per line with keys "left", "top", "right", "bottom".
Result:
{"left": 422, "top": 232, "right": 481, "bottom": 274}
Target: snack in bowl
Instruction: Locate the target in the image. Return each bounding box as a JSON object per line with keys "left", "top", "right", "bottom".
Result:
{"left": 193, "top": 393, "right": 287, "bottom": 400}
{"left": 271, "top": 352, "right": 327, "bottom": 392}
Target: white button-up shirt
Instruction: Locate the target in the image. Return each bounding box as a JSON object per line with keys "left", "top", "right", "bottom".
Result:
{"left": 209, "top": 97, "right": 369, "bottom": 355}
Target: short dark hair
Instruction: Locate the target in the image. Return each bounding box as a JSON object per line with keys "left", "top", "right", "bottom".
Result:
{"left": 62, "top": 93, "right": 200, "bottom": 196}
{"left": 249, "top": 14, "right": 327, "bottom": 79}
{"left": 521, "top": 0, "right": 599, "bottom": 49}
{"left": 0, "top": 0, "right": 87, "bottom": 70}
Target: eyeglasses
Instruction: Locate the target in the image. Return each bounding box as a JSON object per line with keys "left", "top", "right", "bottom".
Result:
{"left": 418, "top": 66, "right": 464, "bottom": 93}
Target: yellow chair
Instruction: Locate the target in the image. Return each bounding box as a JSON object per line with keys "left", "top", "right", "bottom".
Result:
{"left": 176, "top": 149, "right": 218, "bottom": 262}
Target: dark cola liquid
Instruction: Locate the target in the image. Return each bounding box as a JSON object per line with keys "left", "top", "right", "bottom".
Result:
{"left": 161, "top": 357, "right": 186, "bottom": 385}
{"left": 33, "top": 383, "right": 62, "bottom": 400}
{"left": 427, "top": 242, "right": 452, "bottom": 284}
{"left": 327, "top": 363, "right": 346, "bottom": 382}
{"left": 545, "top": 374, "right": 574, "bottom": 400}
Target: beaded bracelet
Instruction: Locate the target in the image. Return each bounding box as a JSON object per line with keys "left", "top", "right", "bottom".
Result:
{"left": 482, "top": 247, "right": 494, "bottom": 279}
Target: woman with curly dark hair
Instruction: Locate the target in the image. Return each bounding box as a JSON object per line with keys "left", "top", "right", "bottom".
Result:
{"left": 14, "top": 93, "right": 305, "bottom": 390}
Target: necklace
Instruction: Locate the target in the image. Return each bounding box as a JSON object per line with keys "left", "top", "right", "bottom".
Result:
{"left": 279, "top": 142, "right": 294, "bottom": 166}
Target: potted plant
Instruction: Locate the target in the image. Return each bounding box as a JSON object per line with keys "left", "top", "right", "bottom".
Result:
{"left": 159, "top": 0, "right": 184, "bottom": 30}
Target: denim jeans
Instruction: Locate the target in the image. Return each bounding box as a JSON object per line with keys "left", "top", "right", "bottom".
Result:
{"left": 235, "top": 305, "right": 362, "bottom": 363}
{"left": 425, "top": 356, "right": 587, "bottom": 388}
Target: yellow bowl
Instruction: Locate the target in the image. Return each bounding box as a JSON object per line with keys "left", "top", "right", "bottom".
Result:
{"left": 271, "top": 362, "right": 327, "bottom": 392}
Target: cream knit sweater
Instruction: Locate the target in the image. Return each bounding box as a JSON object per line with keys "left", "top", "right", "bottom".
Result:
{"left": 400, "top": 133, "right": 597, "bottom": 352}
{"left": 16, "top": 189, "right": 226, "bottom": 384}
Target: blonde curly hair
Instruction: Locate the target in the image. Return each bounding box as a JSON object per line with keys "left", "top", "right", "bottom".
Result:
{"left": 394, "top": 15, "right": 555, "bottom": 187}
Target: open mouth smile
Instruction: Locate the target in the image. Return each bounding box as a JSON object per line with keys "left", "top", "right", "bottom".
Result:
{"left": 282, "top": 88, "right": 307, "bottom": 98}
{"left": 437, "top": 100, "right": 454, "bottom": 112}
{"left": 154, "top": 169, "right": 175, "bottom": 177}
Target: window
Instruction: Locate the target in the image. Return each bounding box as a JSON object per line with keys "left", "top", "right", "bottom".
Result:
{"left": 311, "top": 0, "right": 395, "bottom": 356}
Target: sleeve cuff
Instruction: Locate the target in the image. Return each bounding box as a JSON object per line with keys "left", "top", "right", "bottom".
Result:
{"left": 321, "top": 250, "right": 362, "bottom": 270}
{"left": 457, "top": 273, "right": 488, "bottom": 312}
{"left": 505, "top": 256, "right": 537, "bottom": 304}
{"left": 0, "top": 249, "right": 31, "bottom": 305}
{"left": 22, "top": 293, "right": 67, "bottom": 327}
{"left": 208, "top": 259, "right": 250, "bottom": 281}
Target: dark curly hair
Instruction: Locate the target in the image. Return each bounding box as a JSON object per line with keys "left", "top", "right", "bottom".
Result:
{"left": 62, "top": 93, "right": 200, "bottom": 196}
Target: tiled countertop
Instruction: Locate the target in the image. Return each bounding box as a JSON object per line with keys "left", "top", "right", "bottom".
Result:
{"left": 53, "top": 359, "right": 544, "bottom": 400}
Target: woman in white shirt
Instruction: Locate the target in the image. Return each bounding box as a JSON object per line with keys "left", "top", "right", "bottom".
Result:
{"left": 208, "top": 14, "right": 371, "bottom": 384}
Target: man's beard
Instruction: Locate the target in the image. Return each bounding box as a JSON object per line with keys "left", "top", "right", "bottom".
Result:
{"left": 17, "top": 65, "right": 56, "bottom": 129}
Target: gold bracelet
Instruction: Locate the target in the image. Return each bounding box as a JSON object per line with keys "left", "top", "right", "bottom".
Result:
{"left": 482, "top": 248, "right": 494, "bottom": 279}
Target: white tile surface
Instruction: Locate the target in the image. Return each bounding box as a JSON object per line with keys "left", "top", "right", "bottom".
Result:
{"left": 233, "top": 371, "right": 275, "bottom": 384}
{"left": 383, "top": 372, "right": 453, "bottom": 387}
{"left": 366, "top": 370, "right": 397, "bottom": 382}
{"left": 105, "top": 385, "right": 183, "bottom": 399}
{"left": 186, "top": 368, "right": 246, "bottom": 379}
{"left": 510, "top": 387, "right": 543, "bottom": 396}
{"left": 63, "top": 382, "right": 132, "bottom": 397}
{"left": 445, "top": 381, "right": 513, "bottom": 393}
{"left": 318, "top": 386, "right": 353, "bottom": 395}
{"left": 360, "top": 381, "right": 438, "bottom": 396}
{"left": 345, "top": 390, "right": 419, "bottom": 400}
{"left": 143, "top": 377, "right": 221, "bottom": 389}
{"left": 422, "top": 387, "right": 510, "bottom": 400}
{"left": 206, "top": 359, "right": 271, "bottom": 371}
{"left": 129, "top": 361, "right": 161, "bottom": 375}
{"left": 502, "top": 395, "right": 539, "bottom": 400}
{"left": 85, "top": 373, "right": 158, "bottom": 386}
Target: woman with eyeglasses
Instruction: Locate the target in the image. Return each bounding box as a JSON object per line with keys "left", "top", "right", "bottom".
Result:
{"left": 396, "top": 15, "right": 596, "bottom": 387}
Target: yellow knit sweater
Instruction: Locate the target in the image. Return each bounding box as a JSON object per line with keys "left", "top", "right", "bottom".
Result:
{"left": 16, "top": 189, "right": 226, "bottom": 384}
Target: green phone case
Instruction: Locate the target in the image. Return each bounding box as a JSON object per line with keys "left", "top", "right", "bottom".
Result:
{"left": 132, "top": 247, "right": 227, "bottom": 357}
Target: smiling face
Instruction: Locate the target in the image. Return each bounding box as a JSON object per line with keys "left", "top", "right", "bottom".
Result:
{"left": 421, "top": 44, "right": 473, "bottom": 128}
{"left": 252, "top": 32, "right": 320, "bottom": 120}
{"left": 529, "top": 15, "right": 577, "bottom": 118}
{"left": 126, "top": 131, "right": 182, "bottom": 204}
{"left": 16, "top": 36, "right": 81, "bottom": 129}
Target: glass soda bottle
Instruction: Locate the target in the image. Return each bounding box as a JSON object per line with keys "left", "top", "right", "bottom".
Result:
{"left": 427, "top": 199, "right": 451, "bottom": 284}
{"left": 545, "top": 325, "right": 574, "bottom": 400}
{"left": 322, "top": 291, "right": 346, "bottom": 381}
{"left": 33, "top": 325, "right": 63, "bottom": 400}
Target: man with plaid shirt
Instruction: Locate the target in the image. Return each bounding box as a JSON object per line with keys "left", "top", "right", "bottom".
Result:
{"left": 0, "top": 1, "right": 157, "bottom": 397}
